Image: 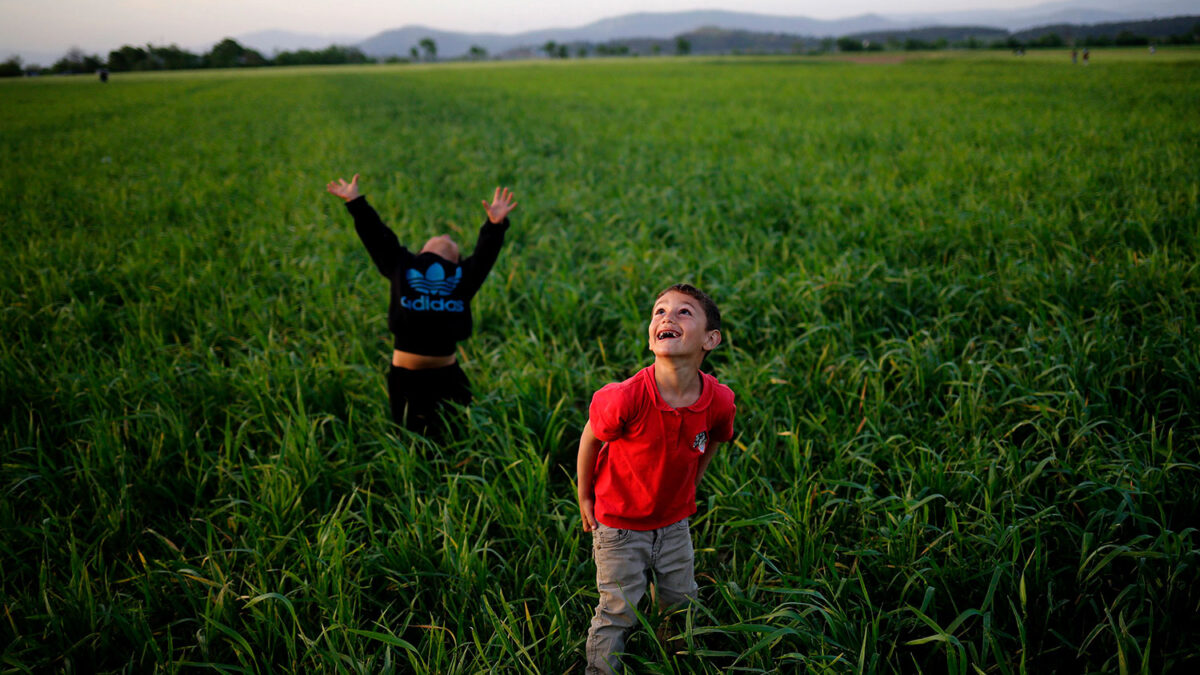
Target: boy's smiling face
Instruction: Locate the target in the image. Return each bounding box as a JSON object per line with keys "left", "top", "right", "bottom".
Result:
{"left": 648, "top": 290, "right": 722, "bottom": 360}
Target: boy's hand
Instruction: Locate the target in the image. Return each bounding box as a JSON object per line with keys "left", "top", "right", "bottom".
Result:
{"left": 483, "top": 187, "right": 517, "bottom": 224}
{"left": 327, "top": 174, "right": 361, "bottom": 202}
{"left": 579, "top": 497, "right": 599, "bottom": 533}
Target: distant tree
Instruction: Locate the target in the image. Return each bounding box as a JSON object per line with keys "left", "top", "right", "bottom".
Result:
{"left": 836, "top": 37, "right": 863, "bottom": 52}
{"left": 410, "top": 46, "right": 420, "bottom": 60}
{"left": 0, "top": 55, "right": 22, "bottom": 78}
{"left": 51, "top": 47, "right": 104, "bottom": 74}
{"left": 1166, "top": 23, "right": 1200, "bottom": 44}
{"left": 675, "top": 37, "right": 691, "bottom": 55}
{"left": 1114, "top": 30, "right": 1149, "bottom": 46}
{"left": 205, "top": 38, "right": 265, "bottom": 68}
{"left": 108, "top": 45, "right": 148, "bottom": 71}
{"left": 1082, "top": 34, "right": 1114, "bottom": 47}
{"left": 539, "top": 41, "right": 569, "bottom": 59}
{"left": 1031, "top": 32, "right": 1066, "bottom": 48}
{"left": 576, "top": 45, "right": 589, "bottom": 58}
{"left": 419, "top": 37, "right": 437, "bottom": 61}
{"left": 151, "top": 44, "right": 201, "bottom": 69}
{"left": 272, "top": 49, "right": 303, "bottom": 66}
{"left": 819, "top": 37, "right": 836, "bottom": 52}
{"left": 274, "top": 45, "right": 369, "bottom": 66}
{"left": 468, "top": 45, "right": 488, "bottom": 60}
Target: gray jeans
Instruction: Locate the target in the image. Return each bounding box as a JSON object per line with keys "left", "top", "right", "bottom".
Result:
{"left": 586, "top": 518, "right": 698, "bottom": 675}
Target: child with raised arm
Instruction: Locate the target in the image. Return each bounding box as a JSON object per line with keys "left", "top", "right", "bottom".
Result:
{"left": 326, "top": 173, "right": 517, "bottom": 435}
{"left": 576, "top": 284, "right": 737, "bottom": 674}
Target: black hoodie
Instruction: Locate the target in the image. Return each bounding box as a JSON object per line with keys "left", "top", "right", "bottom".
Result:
{"left": 346, "top": 196, "right": 509, "bottom": 356}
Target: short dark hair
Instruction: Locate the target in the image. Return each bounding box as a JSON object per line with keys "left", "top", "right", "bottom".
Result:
{"left": 655, "top": 283, "right": 721, "bottom": 332}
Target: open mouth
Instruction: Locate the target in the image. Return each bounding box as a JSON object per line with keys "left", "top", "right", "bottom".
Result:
{"left": 656, "top": 330, "right": 680, "bottom": 340}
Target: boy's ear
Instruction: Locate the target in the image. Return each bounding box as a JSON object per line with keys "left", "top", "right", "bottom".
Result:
{"left": 703, "top": 329, "right": 722, "bottom": 352}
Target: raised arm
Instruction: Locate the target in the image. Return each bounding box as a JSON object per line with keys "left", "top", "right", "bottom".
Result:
{"left": 461, "top": 187, "right": 517, "bottom": 291}
{"left": 577, "top": 421, "right": 602, "bottom": 532}
{"left": 326, "top": 173, "right": 408, "bottom": 277}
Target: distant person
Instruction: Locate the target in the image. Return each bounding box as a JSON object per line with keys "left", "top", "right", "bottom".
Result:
{"left": 1082, "top": 47, "right": 1090, "bottom": 65}
{"left": 98, "top": 68, "right": 108, "bottom": 83}
{"left": 1149, "top": 45, "right": 1156, "bottom": 54}
{"left": 576, "top": 283, "right": 737, "bottom": 674}
{"left": 326, "top": 173, "right": 516, "bottom": 436}
{"left": 1071, "top": 48, "right": 1078, "bottom": 64}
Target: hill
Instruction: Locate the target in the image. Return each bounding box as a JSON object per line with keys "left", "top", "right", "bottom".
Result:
{"left": 356, "top": 11, "right": 905, "bottom": 60}
{"left": 845, "top": 26, "right": 1009, "bottom": 47}
{"left": 354, "top": 2, "right": 1195, "bottom": 59}
{"left": 1012, "top": 14, "right": 1200, "bottom": 42}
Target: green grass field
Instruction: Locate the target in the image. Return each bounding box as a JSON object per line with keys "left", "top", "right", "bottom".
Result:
{"left": 2, "top": 48, "right": 1199, "bottom": 673}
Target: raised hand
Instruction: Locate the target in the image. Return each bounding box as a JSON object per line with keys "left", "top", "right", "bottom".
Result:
{"left": 326, "top": 173, "right": 361, "bottom": 202}
{"left": 483, "top": 187, "right": 518, "bottom": 224}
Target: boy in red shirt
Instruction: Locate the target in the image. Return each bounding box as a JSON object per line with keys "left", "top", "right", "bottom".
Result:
{"left": 576, "top": 283, "right": 737, "bottom": 674}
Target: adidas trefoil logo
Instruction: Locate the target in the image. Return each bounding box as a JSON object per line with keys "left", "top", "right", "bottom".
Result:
{"left": 407, "top": 263, "right": 462, "bottom": 296}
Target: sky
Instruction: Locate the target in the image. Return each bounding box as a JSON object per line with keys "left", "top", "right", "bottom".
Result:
{"left": 1, "top": 0, "right": 1063, "bottom": 63}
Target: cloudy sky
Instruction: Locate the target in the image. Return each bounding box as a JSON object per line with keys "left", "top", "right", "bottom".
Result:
{"left": 2, "top": 1, "right": 1060, "bottom": 61}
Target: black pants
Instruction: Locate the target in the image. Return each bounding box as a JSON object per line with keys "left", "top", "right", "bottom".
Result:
{"left": 387, "top": 363, "right": 471, "bottom": 436}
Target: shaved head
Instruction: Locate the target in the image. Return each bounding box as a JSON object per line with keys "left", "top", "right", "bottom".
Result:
{"left": 421, "top": 235, "right": 460, "bottom": 263}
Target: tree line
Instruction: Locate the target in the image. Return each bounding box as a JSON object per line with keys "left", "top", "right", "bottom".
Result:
{"left": 0, "top": 39, "right": 373, "bottom": 77}
{"left": 845, "top": 16, "right": 1199, "bottom": 52}
{"left": 520, "top": 19, "right": 1199, "bottom": 59}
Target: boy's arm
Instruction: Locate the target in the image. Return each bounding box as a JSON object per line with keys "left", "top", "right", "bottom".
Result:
{"left": 326, "top": 173, "right": 408, "bottom": 277}
{"left": 461, "top": 187, "right": 516, "bottom": 290}
{"left": 577, "top": 421, "right": 602, "bottom": 532}
{"left": 695, "top": 441, "right": 721, "bottom": 487}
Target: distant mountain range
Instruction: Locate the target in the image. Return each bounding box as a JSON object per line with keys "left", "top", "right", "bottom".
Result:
{"left": 5, "top": 0, "right": 1195, "bottom": 65}
{"left": 884, "top": 0, "right": 1199, "bottom": 31}
{"left": 229, "top": 1, "right": 1196, "bottom": 58}
{"left": 351, "top": 12, "right": 908, "bottom": 60}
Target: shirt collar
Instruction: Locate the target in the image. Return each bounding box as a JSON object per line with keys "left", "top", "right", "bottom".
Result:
{"left": 642, "top": 364, "right": 713, "bottom": 412}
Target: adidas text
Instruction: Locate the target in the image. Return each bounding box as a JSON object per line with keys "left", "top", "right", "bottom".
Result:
{"left": 401, "top": 295, "right": 466, "bottom": 312}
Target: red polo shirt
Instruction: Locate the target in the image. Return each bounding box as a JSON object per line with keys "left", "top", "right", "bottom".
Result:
{"left": 589, "top": 365, "right": 736, "bottom": 531}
